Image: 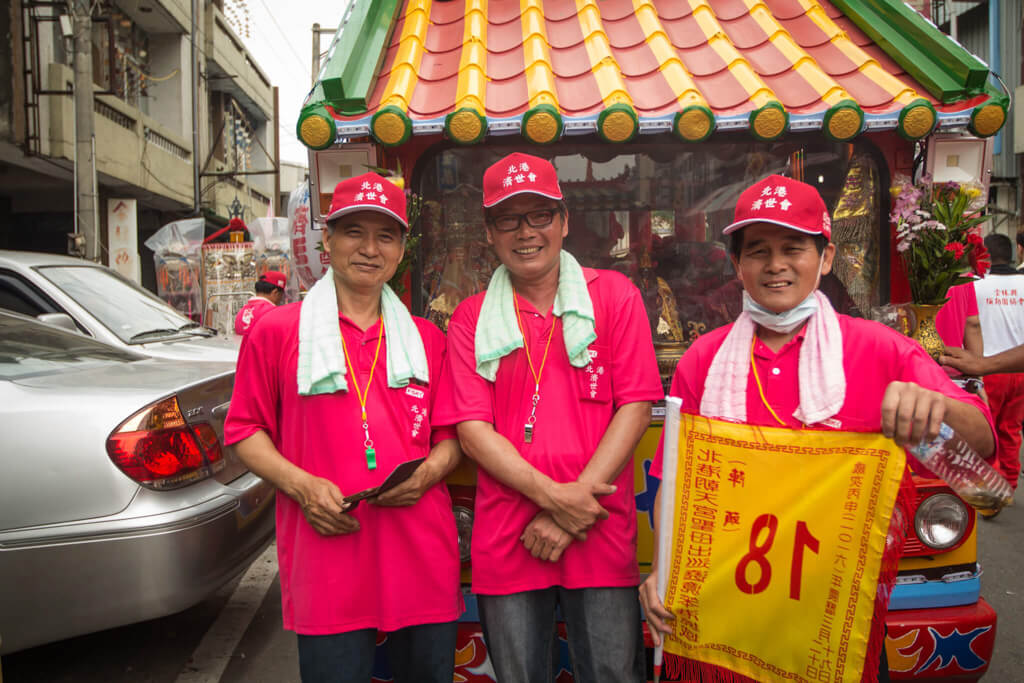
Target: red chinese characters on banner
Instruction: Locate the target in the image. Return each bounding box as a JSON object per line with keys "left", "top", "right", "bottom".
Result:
{"left": 288, "top": 184, "right": 328, "bottom": 289}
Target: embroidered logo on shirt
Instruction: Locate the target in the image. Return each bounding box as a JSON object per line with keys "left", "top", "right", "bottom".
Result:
{"left": 410, "top": 404, "right": 426, "bottom": 439}
{"left": 405, "top": 386, "right": 425, "bottom": 399}
{"left": 585, "top": 356, "right": 606, "bottom": 399}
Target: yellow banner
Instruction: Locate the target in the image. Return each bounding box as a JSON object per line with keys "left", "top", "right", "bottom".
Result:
{"left": 661, "top": 415, "right": 906, "bottom": 683}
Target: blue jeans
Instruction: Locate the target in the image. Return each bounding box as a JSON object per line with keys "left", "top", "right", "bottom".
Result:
{"left": 296, "top": 621, "right": 457, "bottom": 683}
{"left": 478, "top": 587, "right": 644, "bottom": 683}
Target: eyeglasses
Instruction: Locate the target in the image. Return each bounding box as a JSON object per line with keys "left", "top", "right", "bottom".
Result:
{"left": 488, "top": 208, "right": 559, "bottom": 233}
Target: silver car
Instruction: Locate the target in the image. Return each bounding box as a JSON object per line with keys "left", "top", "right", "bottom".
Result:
{"left": 0, "top": 311, "right": 274, "bottom": 654}
{"left": 0, "top": 250, "right": 239, "bottom": 363}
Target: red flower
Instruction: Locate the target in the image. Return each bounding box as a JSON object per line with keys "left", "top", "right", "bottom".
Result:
{"left": 967, "top": 231, "right": 983, "bottom": 246}
{"left": 944, "top": 242, "right": 965, "bottom": 259}
{"left": 970, "top": 243, "right": 991, "bottom": 276}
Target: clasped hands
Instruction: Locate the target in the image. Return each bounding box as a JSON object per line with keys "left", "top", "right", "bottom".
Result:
{"left": 521, "top": 480, "right": 616, "bottom": 562}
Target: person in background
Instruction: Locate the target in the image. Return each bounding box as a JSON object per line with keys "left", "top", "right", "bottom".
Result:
{"left": 935, "top": 280, "right": 984, "bottom": 397}
{"left": 234, "top": 270, "right": 286, "bottom": 338}
{"left": 224, "top": 173, "right": 462, "bottom": 683}
{"left": 639, "top": 174, "right": 994, "bottom": 682}
{"left": 435, "top": 153, "right": 662, "bottom": 683}
{"left": 954, "top": 234, "right": 1024, "bottom": 501}
{"left": 1015, "top": 231, "right": 1024, "bottom": 272}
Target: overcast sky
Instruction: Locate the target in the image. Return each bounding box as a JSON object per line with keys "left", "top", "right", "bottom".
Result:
{"left": 240, "top": 1, "right": 339, "bottom": 165}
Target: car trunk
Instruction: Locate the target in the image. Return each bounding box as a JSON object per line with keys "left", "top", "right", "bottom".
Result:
{"left": 1, "top": 361, "right": 237, "bottom": 531}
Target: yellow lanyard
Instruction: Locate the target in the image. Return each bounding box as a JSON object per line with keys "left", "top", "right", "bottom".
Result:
{"left": 340, "top": 318, "right": 385, "bottom": 469}
{"left": 514, "top": 293, "right": 557, "bottom": 443}
{"left": 750, "top": 336, "right": 788, "bottom": 427}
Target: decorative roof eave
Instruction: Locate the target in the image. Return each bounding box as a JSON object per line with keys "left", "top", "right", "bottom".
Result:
{"left": 317, "top": 99, "right": 988, "bottom": 147}
{"left": 296, "top": 0, "right": 1008, "bottom": 151}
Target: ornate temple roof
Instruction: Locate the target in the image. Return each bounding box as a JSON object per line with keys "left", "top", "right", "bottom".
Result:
{"left": 297, "top": 0, "right": 1008, "bottom": 149}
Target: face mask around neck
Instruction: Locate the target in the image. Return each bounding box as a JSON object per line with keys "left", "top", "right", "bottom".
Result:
{"left": 743, "top": 290, "right": 819, "bottom": 333}
{"left": 741, "top": 249, "right": 826, "bottom": 333}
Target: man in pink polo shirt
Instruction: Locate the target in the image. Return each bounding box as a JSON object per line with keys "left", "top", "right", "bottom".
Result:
{"left": 225, "top": 173, "right": 462, "bottom": 683}
{"left": 234, "top": 269, "right": 286, "bottom": 338}
{"left": 434, "top": 153, "right": 663, "bottom": 682}
{"left": 638, "top": 175, "right": 994, "bottom": 682}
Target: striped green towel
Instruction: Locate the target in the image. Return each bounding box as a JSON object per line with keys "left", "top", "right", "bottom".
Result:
{"left": 475, "top": 250, "right": 596, "bottom": 381}
{"left": 297, "top": 270, "right": 428, "bottom": 396}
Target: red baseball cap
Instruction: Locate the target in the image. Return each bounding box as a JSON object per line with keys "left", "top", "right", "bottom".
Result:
{"left": 259, "top": 270, "right": 288, "bottom": 289}
{"left": 325, "top": 172, "right": 408, "bottom": 229}
{"left": 722, "top": 175, "right": 831, "bottom": 241}
{"left": 483, "top": 153, "right": 563, "bottom": 208}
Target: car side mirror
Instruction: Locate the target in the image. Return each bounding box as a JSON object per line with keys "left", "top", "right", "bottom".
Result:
{"left": 36, "top": 312, "right": 80, "bottom": 333}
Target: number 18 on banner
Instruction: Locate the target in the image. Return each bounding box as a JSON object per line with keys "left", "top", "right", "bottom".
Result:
{"left": 659, "top": 415, "right": 905, "bottom": 683}
{"left": 735, "top": 514, "right": 819, "bottom": 601}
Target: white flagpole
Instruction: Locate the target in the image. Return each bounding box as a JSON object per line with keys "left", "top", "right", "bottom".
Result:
{"left": 653, "top": 396, "right": 683, "bottom": 683}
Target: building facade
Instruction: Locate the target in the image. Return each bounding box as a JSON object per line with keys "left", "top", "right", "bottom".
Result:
{"left": 0, "top": 0, "right": 278, "bottom": 291}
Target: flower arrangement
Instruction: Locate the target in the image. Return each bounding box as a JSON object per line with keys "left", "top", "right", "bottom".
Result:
{"left": 890, "top": 174, "right": 989, "bottom": 305}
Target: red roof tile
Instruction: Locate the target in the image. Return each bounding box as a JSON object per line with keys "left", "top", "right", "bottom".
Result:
{"left": 314, "top": 0, "right": 1003, "bottom": 147}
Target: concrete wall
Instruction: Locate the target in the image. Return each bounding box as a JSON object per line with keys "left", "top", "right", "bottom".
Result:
{"left": 154, "top": 0, "right": 191, "bottom": 33}
{"left": 207, "top": 6, "right": 272, "bottom": 117}
{"left": 46, "top": 62, "right": 192, "bottom": 207}
{"left": 146, "top": 33, "right": 189, "bottom": 135}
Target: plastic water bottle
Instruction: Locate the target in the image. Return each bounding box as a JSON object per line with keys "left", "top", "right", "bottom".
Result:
{"left": 909, "top": 423, "right": 1013, "bottom": 510}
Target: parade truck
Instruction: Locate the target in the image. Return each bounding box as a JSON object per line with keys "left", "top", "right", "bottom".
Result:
{"left": 293, "top": 0, "right": 1008, "bottom": 679}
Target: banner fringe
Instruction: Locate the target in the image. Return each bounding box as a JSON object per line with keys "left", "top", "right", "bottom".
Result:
{"left": 662, "top": 654, "right": 758, "bottom": 682}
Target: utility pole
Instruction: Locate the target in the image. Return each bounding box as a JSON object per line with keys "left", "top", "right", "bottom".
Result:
{"left": 273, "top": 86, "right": 280, "bottom": 214}
{"left": 191, "top": 0, "right": 201, "bottom": 216}
{"left": 72, "top": 0, "right": 99, "bottom": 261}
{"left": 311, "top": 23, "right": 320, "bottom": 87}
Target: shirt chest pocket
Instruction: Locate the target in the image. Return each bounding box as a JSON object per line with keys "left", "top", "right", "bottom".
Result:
{"left": 576, "top": 344, "right": 611, "bottom": 403}
{"left": 400, "top": 383, "right": 431, "bottom": 446}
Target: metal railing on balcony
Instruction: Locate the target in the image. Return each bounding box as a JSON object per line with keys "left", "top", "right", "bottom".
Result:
{"left": 94, "top": 98, "right": 135, "bottom": 130}
{"left": 144, "top": 126, "right": 190, "bottom": 160}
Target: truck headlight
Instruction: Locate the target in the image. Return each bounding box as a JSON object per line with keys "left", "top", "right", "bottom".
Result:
{"left": 915, "top": 493, "right": 969, "bottom": 550}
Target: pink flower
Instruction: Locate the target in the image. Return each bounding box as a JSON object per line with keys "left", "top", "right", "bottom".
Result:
{"left": 944, "top": 242, "right": 965, "bottom": 259}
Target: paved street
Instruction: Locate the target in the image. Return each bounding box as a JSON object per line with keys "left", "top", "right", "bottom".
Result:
{"left": 3, "top": 508, "right": 1023, "bottom": 682}
{"left": 976, "top": 501, "right": 1024, "bottom": 682}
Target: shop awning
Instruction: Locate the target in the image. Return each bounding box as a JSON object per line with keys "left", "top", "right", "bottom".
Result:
{"left": 297, "top": 0, "right": 1009, "bottom": 149}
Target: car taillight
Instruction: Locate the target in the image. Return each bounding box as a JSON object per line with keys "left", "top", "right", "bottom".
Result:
{"left": 107, "top": 396, "right": 225, "bottom": 489}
